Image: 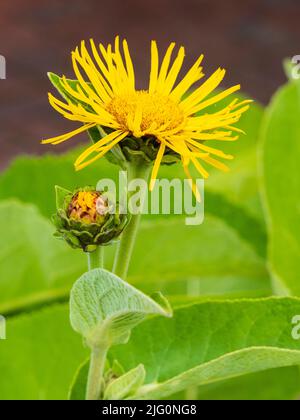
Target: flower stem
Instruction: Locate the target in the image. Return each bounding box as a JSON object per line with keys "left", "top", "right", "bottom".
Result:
{"left": 113, "top": 162, "right": 151, "bottom": 280}
{"left": 85, "top": 246, "right": 106, "bottom": 400}
{"left": 85, "top": 344, "right": 108, "bottom": 400}
{"left": 87, "top": 246, "right": 104, "bottom": 270}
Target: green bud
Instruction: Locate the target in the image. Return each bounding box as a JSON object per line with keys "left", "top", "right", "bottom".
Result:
{"left": 52, "top": 185, "right": 128, "bottom": 252}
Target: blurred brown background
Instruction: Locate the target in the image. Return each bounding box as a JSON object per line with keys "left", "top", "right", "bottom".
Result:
{"left": 0, "top": 0, "right": 299, "bottom": 169}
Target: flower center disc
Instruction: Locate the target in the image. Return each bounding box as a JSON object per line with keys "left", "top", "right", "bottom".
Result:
{"left": 68, "top": 191, "right": 107, "bottom": 224}
{"left": 106, "top": 90, "right": 184, "bottom": 137}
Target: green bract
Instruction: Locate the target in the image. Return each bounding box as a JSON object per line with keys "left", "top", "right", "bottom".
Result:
{"left": 52, "top": 185, "right": 128, "bottom": 252}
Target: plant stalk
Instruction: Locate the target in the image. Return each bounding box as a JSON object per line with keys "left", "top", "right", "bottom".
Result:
{"left": 85, "top": 247, "right": 106, "bottom": 400}
{"left": 113, "top": 162, "right": 151, "bottom": 280}
{"left": 87, "top": 246, "right": 104, "bottom": 270}
{"left": 85, "top": 345, "right": 108, "bottom": 400}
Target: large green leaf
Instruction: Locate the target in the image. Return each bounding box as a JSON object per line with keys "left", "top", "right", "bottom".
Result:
{"left": 260, "top": 80, "right": 300, "bottom": 295}
{"left": 0, "top": 305, "right": 87, "bottom": 400}
{"left": 0, "top": 150, "right": 111, "bottom": 219}
{"left": 109, "top": 297, "right": 300, "bottom": 399}
{"left": 129, "top": 215, "right": 270, "bottom": 298}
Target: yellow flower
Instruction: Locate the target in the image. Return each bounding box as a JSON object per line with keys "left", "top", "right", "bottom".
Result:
{"left": 42, "top": 37, "right": 251, "bottom": 197}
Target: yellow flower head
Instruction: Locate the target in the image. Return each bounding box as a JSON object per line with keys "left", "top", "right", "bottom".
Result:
{"left": 42, "top": 37, "right": 251, "bottom": 196}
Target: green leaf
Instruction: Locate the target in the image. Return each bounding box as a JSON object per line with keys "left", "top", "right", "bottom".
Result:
{"left": 70, "top": 269, "right": 172, "bottom": 348}
{"left": 104, "top": 364, "right": 145, "bottom": 400}
{"left": 0, "top": 149, "right": 114, "bottom": 219}
{"left": 260, "top": 80, "right": 300, "bottom": 295}
{"left": 196, "top": 366, "right": 300, "bottom": 400}
{"left": 55, "top": 185, "right": 71, "bottom": 209}
{"left": 48, "top": 72, "right": 90, "bottom": 108}
{"left": 48, "top": 72, "right": 102, "bottom": 145}
{"left": 108, "top": 297, "right": 300, "bottom": 399}
{"left": 130, "top": 215, "right": 270, "bottom": 298}
{"left": 0, "top": 305, "right": 87, "bottom": 400}
{"left": 68, "top": 358, "right": 90, "bottom": 400}
{"left": 0, "top": 200, "right": 85, "bottom": 315}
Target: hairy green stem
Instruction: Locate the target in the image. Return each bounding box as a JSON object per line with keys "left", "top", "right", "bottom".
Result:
{"left": 85, "top": 345, "right": 108, "bottom": 400}
{"left": 87, "top": 246, "right": 104, "bottom": 270}
{"left": 85, "top": 246, "right": 106, "bottom": 400}
{"left": 113, "top": 162, "right": 151, "bottom": 280}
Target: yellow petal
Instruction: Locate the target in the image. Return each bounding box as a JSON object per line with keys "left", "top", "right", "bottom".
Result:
{"left": 75, "top": 130, "right": 129, "bottom": 170}
{"left": 41, "top": 123, "right": 96, "bottom": 145}
{"left": 150, "top": 142, "right": 166, "bottom": 190}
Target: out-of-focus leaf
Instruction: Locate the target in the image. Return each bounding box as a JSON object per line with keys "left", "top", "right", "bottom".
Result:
{"left": 129, "top": 215, "right": 270, "bottom": 297}
{"left": 260, "top": 80, "right": 300, "bottom": 295}
{"left": 68, "top": 359, "right": 89, "bottom": 400}
{"left": 197, "top": 366, "right": 300, "bottom": 400}
{"left": 0, "top": 305, "right": 87, "bottom": 400}
{"left": 0, "top": 200, "right": 85, "bottom": 315}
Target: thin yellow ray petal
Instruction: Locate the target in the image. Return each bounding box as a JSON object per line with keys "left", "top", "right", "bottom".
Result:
{"left": 80, "top": 41, "right": 113, "bottom": 100}
{"left": 48, "top": 94, "right": 92, "bottom": 123}
{"left": 113, "top": 36, "right": 130, "bottom": 85}
{"left": 183, "top": 130, "right": 238, "bottom": 142}
{"left": 149, "top": 40, "right": 159, "bottom": 93}
{"left": 180, "top": 68, "right": 226, "bottom": 112}
{"left": 90, "top": 39, "right": 115, "bottom": 92}
{"left": 123, "top": 39, "right": 135, "bottom": 90}
{"left": 99, "top": 43, "right": 119, "bottom": 92}
{"left": 187, "top": 85, "right": 241, "bottom": 115}
{"left": 41, "top": 123, "right": 96, "bottom": 145}
{"left": 72, "top": 49, "right": 104, "bottom": 106}
{"left": 156, "top": 42, "right": 176, "bottom": 91}
{"left": 74, "top": 129, "right": 125, "bottom": 164}
{"left": 201, "top": 154, "right": 230, "bottom": 172}
{"left": 185, "top": 108, "right": 247, "bottom": 131}
{"left": 224, "top": 125, "right": 245, "bottom": 134}
{"left": 74, "top": 84, "right": 115, "bottom": 122}
{"left": 150, "top": 142, "right": 166, "bottom": 190}
{"left": 190, "top": 156, "right": 209, "bottom": 178}
{"left": 79, "top": 41, "right": 112, "bottom": 103}
{"left": 170, "top": 54, "right": 204, "bottom": 100}
{"left": 161, "top": 46, "right": 185, "bottom": 95}
{"left": 187, "top": 138, "right": 234, "bottom": 159}
{"left": 75, "top": 131, "right": 129, "bottom": 170}
{"left": 183, "top": 163, "right": 202, "bottom": 202}
{"left": 60, "top": 77, "right": 96, "bottom": 109}
{"left": 132, "top": 103, "right": 143, "bottom": 136}
{"left": 60, "top": 77, "right": 112, "bottom": 120}
{"left": 164, "top": 136, "right": 190, "bottom": 157}
{"left": 230, "top": 99, "right": 253, "bottom": 110}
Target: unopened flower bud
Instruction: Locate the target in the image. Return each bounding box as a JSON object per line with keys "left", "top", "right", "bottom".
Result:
{"left": 53, "top": 186, "right": 128, "bottom": 252}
